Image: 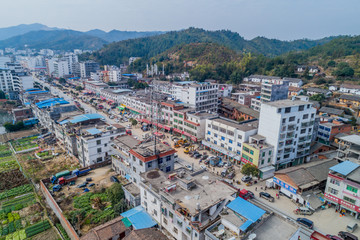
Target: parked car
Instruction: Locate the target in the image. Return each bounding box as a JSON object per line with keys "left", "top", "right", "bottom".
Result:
{"left": 110, "top": 176, "right": 120, "bottom": 183}
{"left": 77, "top": 183, "right": 87, "bottom": 188}
{"left": 88, "top": 183, "right": 95, "bottom": 187}
{"left": 217, "top": 161, "right": 224, "bottom": 167}
{"left": 338, "top": 231, "right": 358, "bottom": 240}
{"left": 194, "top": 154, "right": 202, "bottom": 159}
{"left": 296, "top": 218, "right": 314, "bottom": 229}
{"left": 326, "top": 235, "right": 342, "bottom": 240}
{"left": 185, "top": 165, "right": 193, "bottom": 171}
{"left": 200, "top": 165, "right": 207, "bottom": 170}
{"left": 204, "top": 160, "right": 210, "bottom": 165}
{"left": 227, "top": 172, "right": 235, "bottom": 179}
{"left": 259, "top": 192, "right": 274, "bottom": 202}
{"left": 201, "top": 155, "right": 208, "bottom": 160}
{"left": 241, "top": 176, "right": 252, "bottom": 182}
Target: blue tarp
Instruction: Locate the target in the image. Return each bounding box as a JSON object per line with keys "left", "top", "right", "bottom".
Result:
{"left": 86, "top": 128, "right": 101, "bottom": 135}
{"left": 25, "top": 88, "right": 41, "bottom": 92}
{"left": 121, "top": 206, "right": 157, "bottom": 230}
{"left": 35, "top": 98, "right": 69, "bottom": 109}
{"left": 227, "top": 197, "right": 266, "bottom": 232}
{"left": 59, "top": 113, "right": 104, "bottom": 125}
{"left": 329, "top": 161, "right": 359, "bottom": 176}
{"left": 125, "top": 174, "right": 131, "bottom": 180}
{"left": 28, "top": 90, "right": 49, "bottom": 95}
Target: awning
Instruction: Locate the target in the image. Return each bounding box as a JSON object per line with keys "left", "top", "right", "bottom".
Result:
{"left": 118, "top": 106, "right": 125, "bottom": 110}
{"left": 125, "top": 174, "right": 131, "bottom": 180}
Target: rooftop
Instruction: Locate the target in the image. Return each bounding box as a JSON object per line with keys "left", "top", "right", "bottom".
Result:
{"left": 113, "top": 135, "right": 141, "bottom": 149}
{"left": 340, "top": 83, "right": 360, "bottom": 90}
{"left": 221, "top": 98, "right": 260, "bottom": 118}
{"left": 129, "top": 140, "right": 176, "bottom": 162}
{"left": 265, "top": 99, "right": 311, "bottom": 108}
{"left": 306, "top": 87, "right": 330, "bottom": 94}
{"left": 338, "top": 134, "right": 360, "bottom": 145}
{"left": 120, "top": 206, "right": 157, "bottom": 230}
{"left": 140, "top": 168, "right": 237, "bottom": 216}
{"left": 123, "top": 228, "right": 168, "bottom": 240}
{"left": 319, "top": 106, "right": 344, "bottom": 116}
{"left": 59, "top": 113, "right": 105, "bottom": 125}
{"left": 187, "top": 111, "right": 218, "bottom": 119}
{"left": 122, "top": 182, "right": 140, "bottom": 197}
{"left": 329, "top": 161, "right": 360, "bottom": 176}
{"left": 35, "top": 98, "right": 69, "bottom": 109}
{"left": 212, "top": 117, "right": 258, "bottom": 132}
{"left": 339, "top": 94, "right": 360, "bottom": 102}
{"left": 80, "top": 216, "right": 127, "bottom": 240}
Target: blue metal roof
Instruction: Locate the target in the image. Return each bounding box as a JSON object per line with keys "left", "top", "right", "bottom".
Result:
{"left": 35, "top": 98, "right": 69, "bottom": 109}
{"left": 28, "top": 90, "right": 49, "bottom": 95}
{"left": 226, "top": 197, "right": 266, "bottom": 232}
{"left": 59, "top": 113, "right": 104, "bottom": 125}
{"left": 25, "top": 88, "right": 41, "bottom": 92}
{"left": 121, "top": 206, "right": 157, "bottom": 229}
{"left": 86, "top": 128, "right": 102, "bottom": 135}
{"left": 122, "top": 74, "right": 135, "bottom": 76}
{"left": 329, "top": 161, "right": 360, "bottom": 176}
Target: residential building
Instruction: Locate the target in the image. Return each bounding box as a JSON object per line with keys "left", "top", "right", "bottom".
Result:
{"left": 274, "top": 158, "right": 338, "bottom": 210}
{"left": 111, "top": 136, "right": 176, "bottom": 184}
{"left": 317, "top": 120, "right": 352, "bottom": 145}
{"left": 0, "top": 68, "right": 22, "bottom": 98}
{"left": 306, "top": 87, "right": 332, "bottom": 96}
{"left": 244, "top": 75, "right": 281, "bottom": 84}
{"left": 339, "top": 94, "right": 360, "bottom": 107}
{"left": 250, "top": 97, "right": 261, "bottom": 112}
{"left": 241, "top": 135, "right": 275, "bottom": 178}
{"left": 205, "top": 197, "right": 266, "bottom": 239}
{"left": 283, "top": 77, "right": 303, "bottom": 88}
{"left": 83, "top": 79, "right": 109, "bottom": 95}
{"left": 218, "top": 84, "right": 233, "bottom": 97}
{"left": 12, "top": 107, "right": 34, "bottom": 122}
{"left": 324, "top": 161, "right": 360, "bottom": 218}
{"left": 139, "top": 168, "right": 237, "bottom": 240}
{"left": 335, "top": 134, "right": 360, "bottom": 164}
{"left": 219, "top": 98, "right": 259, "bottom": 122}
{"left": 238, "top": 83, "right": 261, "bottom": 92}
{"left": 260, "top": 80, "right": 289, "bottom": 103}
{"left": 170, "top": 82, "right": 219, "bottom": 112}
{"left": 258, "top": 99, "right": 316, "bottom": 169}
{"left": 5, "top": 62, "right": 26, "bottom": 77}
{"left": 109, "top": 70, "right": 122, "bottom": 82}
{"left": 80, "top": 61, "right": 100, "bottom": 78}
{"left": 319, "top": 106, "right": 345, "bottom": 118}
{"left": 124, "top": 228, "right": 168, "bottom": 240}
{"left": 339, "top": 84, "right": 360, "bottom": 95}
{"left": 203, "top": 118, "right": 258, "bottom": 163}
{"left": 288, "top": 86, "right": 303, "bottom": 97}
{"left": 122, "top": 183, "right": 141, "bottom": 207}
{"left": 297, "top": 65, "right": 319, "bottom": 74}
{"left": 231, "top": 91, "right": 260, "bottom": 106}
{"left": 55, "top": 60, "right": 70, "bottom": 78}
{"left": 100, "top": 89, "right": 132, "bottom": 104}
{"left": 129, "top": 57, "right": 141, "bottom": 65}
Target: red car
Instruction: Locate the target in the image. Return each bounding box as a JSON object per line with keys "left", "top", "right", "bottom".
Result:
{"left": 326, "top": 235, "right": 342, "bottom": 240}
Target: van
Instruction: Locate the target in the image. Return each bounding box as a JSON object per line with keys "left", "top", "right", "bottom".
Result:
{"left": 346, "top": 222, "right": 358, "bottom": 233}
{"left": 221, "top": 169, "right": 227, "bottom": 177}
{"left": 338, "top": 231, "right": 358, "bottom": 240}
{"left": 293, "top": 207, "right": 313, "bottom": 215}
{"left": 296, "top": 218, "right": 313, "bottom": 229}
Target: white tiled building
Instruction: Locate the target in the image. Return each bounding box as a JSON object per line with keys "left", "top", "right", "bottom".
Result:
{"left": 258, "top": 99, "right": 316, "bottom": 169}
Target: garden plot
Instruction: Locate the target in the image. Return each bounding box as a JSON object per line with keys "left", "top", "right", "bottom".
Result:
{"left": 0, "top": 144, "right": 18, "bottom": 174}
{"left": 10, "top": 136, "right": 39, "bottom": 153}
{"left": 0, "top": 185, "right": 58, "bottom": 240}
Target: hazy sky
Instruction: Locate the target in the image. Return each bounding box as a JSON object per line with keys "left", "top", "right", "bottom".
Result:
{"left": 1, "top": 0, "right": 359, "bottom": 40}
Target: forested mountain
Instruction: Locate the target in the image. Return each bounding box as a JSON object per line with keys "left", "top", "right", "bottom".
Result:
{"left": 85, "top": 29, "right": 164, "bottom": 42}
{"left": 85, "top": 28, "right": 338, "bottom": 65}
{"left": 0, "top": 30, "right": 107, "bottom": 50}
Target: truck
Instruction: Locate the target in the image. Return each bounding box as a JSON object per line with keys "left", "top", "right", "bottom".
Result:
{"left": 50, "top": 170, "right": 71, "bottom": 183}
{"left": 209, "top": 157, "right": 221, "bottom": 167}
{"left": 237, "top": 189, "right": 254, "bottom": 200}
{"left": 52, "top": 184, "right": 62, "bottom": 192}
{"left": 126, "top": 129, "right": 132, "bottom": 135}
{"left": 72, "top": 167, "right": 91, "bottom": 177}
{"left": 98, "top": 104, "right": 104, "bottom": 109}
{"left": 58, "top": 174, "right": 77, "bottom": 185}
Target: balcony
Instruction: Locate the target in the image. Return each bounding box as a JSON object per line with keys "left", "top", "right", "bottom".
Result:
{"left": 284, "top": 148, "right": 292, "bottom": 154}
{"left": 286, "top": 133, "right": 294, "bottom": 139}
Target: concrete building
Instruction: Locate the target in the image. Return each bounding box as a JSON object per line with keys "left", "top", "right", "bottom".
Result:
{"left": 111, "top": 136, "right": 176, "bottom": 184}
{"left": 339, "top": 84, "right": 360, "bottom": 95}
{"left": 139, "top": 168, "right": 237, "bottom": 240}
{"left": 241, "top": 135, "right": 275, "bottom": 178}
{"left": 231, "top": 91, "right": 260, "bottom": 106}
{"left": 109, "top": 70, "right": 122, "bottom": 82}
{"left": 324, "top": 161, "right": 360, "bottom": 218}
{"left": 171, "top": 82, "right": 219, "bottom": 112}
{"left": 0, "top": 68, "right": 21, "bottom": 95}
{"left": 203, "top": 118, "right": 258, "bottom": 163}
{"left": 99, "top": 88, "right": 132, "bottom": 104}
{"left": 260, "top": 80, "right": 289, "bottom": 103}
{"left": 83, "top": 79, "right": 109, "bottom": 95}
{"left": 317, "top": 120, "right": 352, "bottom": 145}
{"left": 335, "top": 134, "right": 360, "bottom": 164}
{"left": 258, "top": 99, "right": 316, "bottom": 169}
{"left": 80, "top": 61, "right": 100, "bottom": 78}
{"left": 250, "top": 97, "right": 262, "bottom": 112}
{"left": 219, "top": 98, "right": 259, "bottom": 122}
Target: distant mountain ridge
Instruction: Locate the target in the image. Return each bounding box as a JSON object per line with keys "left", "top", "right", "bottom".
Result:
{"left": 85, "top": 29, "right": 164, "bottom": 42}
{"left": 0, "top": 23, "right": 60, "bottom": 40}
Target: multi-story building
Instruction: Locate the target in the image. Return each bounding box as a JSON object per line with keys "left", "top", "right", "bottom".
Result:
{"left": 139, "top": 168, "right": 237, "bottom": 240}
{"left": 335, "top": 134, "right": 360, "bottom": 164}
{"left": 317, "top": 120, "right": 352, "bottom": 145}
{"left": 260, "top": 80, "right": 289, "bottom": 103}
{"left": 111, "top": 136, "right": 176, "bottom": 184}
{"left": 171, "top": 82, "right": 219, "bottom": 112}
{"left": 83, "top": 79, "right": 109, "bottom": 95}
{"left": 231, "top": 91, "right": 260, "bottom": 106}
{"left": 203, "top": 118, "right": 258, "bottom": 163}
{"left": 99, "top": 89, "right": 132, "bottom": 104}
{"left": 219, "top": 98, "right": 259, "bottom": 122}
{"left": 251, "top": 97, "right": 262, "bottom": 112}
{"left": 258, "top": 99, "right": 316, "bottom": 169}
{"left": 80, "top": 61, "right": 100, "bottom": 78}
{"left": 109, "top": 70, "right": 122, "bottom": 82}
{"left": 55, "top": 60, "right": 70, "bottom": 78}
{"left": 0, "top": 68, "right": 21, "bottom": 94}
{"left": 241, "top": 135, "right": 275, "bottom": 178}
{"left": 324, "top": 161, "right": 360, "bottom": 219}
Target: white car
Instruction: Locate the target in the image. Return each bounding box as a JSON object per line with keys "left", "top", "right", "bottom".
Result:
{"left": 200, "top": 165, "right": 207, "bottom": 170}
{"left": 185, "top": 165, "right": 193, "bottom": 171}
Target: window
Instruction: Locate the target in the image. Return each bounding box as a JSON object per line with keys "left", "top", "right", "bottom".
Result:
{"left": 159, "top": 158, "right": 163, "bottom": 164}
{"left": 330, "top": 178, "right": 340, "bottom": 186}
{"left": 207, "top": 131, "right": 211, "bottom": 135}
{"left": 221, "top": 143, "right": 225, "bottom": 148}
{"left": 214, "top": 133, "right": 218, "bottom": 137}
{"left": 207, "top": 137, "right": 210, "bottom": 141}
{"left": 328, "top": 187, "right": 338, "bottom": 195}
{"left": 227, "top": 130, "right": 234, "bottom": 136}
{"left": 104, "top": 143, "right": 107, "bottom": 147}
{"left": 154, "top": 209, "right": 157, "bottom": 216}
{"left": 298, "top": 105, "right": 304, "bottom": 111}
{"left": 214, "top": 140, "right": 217, "bottom": 144}
{"left": 301, "top": 129, "right": 306, "bottom": 134}
{"left": 96, "top": 140, "right": 101, "bottom": 145}
{"left": 97, "top": 148, "right": 102, "bottom": 153}
{"left": 285, "top": 107, "right": 291, "bottom": 113}
{"left": 303, "top": 114, "right": 309, "bottom": 119}
{"left": 173, "top": 227, "right": 178, "bottom": 234}
{"left": 277, "top": 108, "right": 282, "bottom": 113}
{"left": 238, "top": 135, "right": 242, "bottom": 140}
{"left": 166, "top": 156, "right": 171, "bottom": 161}
{"left": 221, "top": 136, "right": 225, "bottom": 141}
{"left": 262, "top": 152, "right": 265, "bottom": 157}
{"left": 346, "top": 185, "right": 358, "bottom": 193}
{"left": 139, "top": 160, "right": 143, "bottom": 166}
{"left": 228, "top": 147, "right": 232, "bottom": 151}
{"left": 229, "top": 139, "right": 233, "bottom": 144}
{"left": 237, "top": 151, "right": 241, "bottom": 155}
{"left": 289, "top": 116, "right": 295, "bottom": 122}
{"left": 268, "top": 158, "right": 271, "bottom": 163}
{"left": 163, "top": 218, "right": 168, "bottom": 225}
{"left": 96, "top": 157, "right": 102, "bottom": 162}
{"left": 343, "top": 196, "right": 356, "bottom": 204}
{"left": 282, "top": 118, "right": 286, "bottom": 124}
{"left": 237, "top": 143, "right": 241, "bottom": 147}
{"left": 269, "top": 151, "right": 272, "bottom": 155}
{"left": 148, "top": 162, "right": 152, "bottom": 168}
{"left": 261, "top": 160, "right": 264, "bottom": 165}
{"left": 133, "top": 167, "right": 136, "bottom": 173}
{"left": 169, "top": 212, "right": 173, "bottom": 218}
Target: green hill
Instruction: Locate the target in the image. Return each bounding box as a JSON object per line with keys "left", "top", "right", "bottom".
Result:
{"left": 86, "top": 27, "right": 337, "bottom": 65}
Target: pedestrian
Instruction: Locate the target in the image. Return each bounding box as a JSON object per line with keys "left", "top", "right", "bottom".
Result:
{"left": 255, "top": 187, "right": 257, "bottom": 191}
{"left": 265, "top": 186, "right": 267, "bottom": 191}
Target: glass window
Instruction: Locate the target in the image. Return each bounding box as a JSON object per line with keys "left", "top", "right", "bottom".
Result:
{"left": 96, "top": 140, "right": 101, "bottom": 145}
{"left": 343, "top": 196, "right": 356, "bottom": 204}
{"left": 221, "top": 136, "right": 225, "bottom": 141}
{"left": 229, "top": 139, "right": 233, "bottom": 144}
{"left": 148, "top": 162, "right": 152, "bottom": 168}
{"left": 207, "top": 131, "right": 211, "bottom": 135}
{"left": 346, "top": 185, "right": 358, "bottom": 193}
{"left": 237, "top": 143, "right": 241, "bottom": 147}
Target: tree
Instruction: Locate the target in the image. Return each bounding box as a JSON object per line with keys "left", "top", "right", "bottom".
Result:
{"left": 75, "top": 86, "right": 83, "bottom": 91}
{"left": 0, "top": 90, "right": 6, "bottom": 99}
{"left": 113, "top": 199, "right": 128, "bottom": 215}
{"left": 241, "top": 163, "right": 259, "bottom": 177}
{"left": 349, "top": 117, "right": 357, "bottom": 126}
{"left": 4, "top": 122, "right": 25, "bottom": 132}
{"left": 229, "top": 70, "right": 244, "bottom": 84}
{"left": 309, "top": 94, "right": 325, "bottom": 102}
{"left": 106, "top": 183, "right": 124, "bottom": 206}
{"left": 130, "top": 118, "right": 138, "bottom": 126}
{"left": 332, "top": 62, "right": 354, "bottom": 77}
{"left": 327, "top": 60, "right": 336, "bottom": 67}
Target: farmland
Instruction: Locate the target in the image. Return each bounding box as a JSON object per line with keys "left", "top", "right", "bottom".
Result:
{"left": 0, "top": 144, "right": 18, "bottom": 174}
{"left": 10, "top": 136, "right": 39, "bottom": 152}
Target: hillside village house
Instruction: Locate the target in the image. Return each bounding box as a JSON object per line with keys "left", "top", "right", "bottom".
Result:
{"left": 339, "top": 94, "right": 360, "bottom": 107}
{"left": 339, "top": 84, "right": 360, "bottom": 95}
